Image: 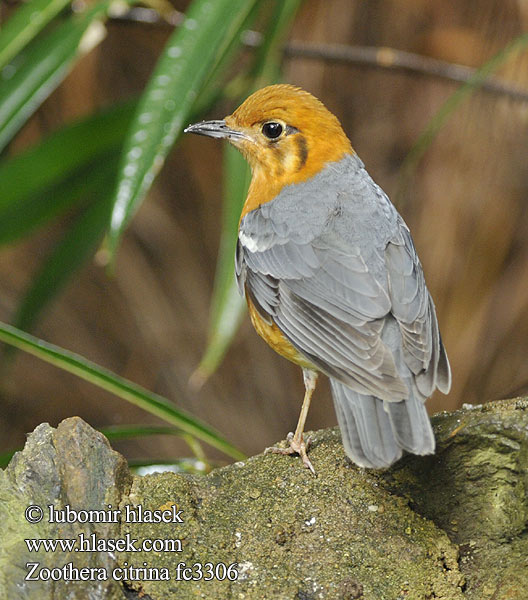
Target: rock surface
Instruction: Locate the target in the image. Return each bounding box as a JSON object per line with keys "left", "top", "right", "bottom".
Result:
{"left": 0, "top": 418, "right": 131, "bottom": 599}
{"left": 1, "top": 398, "right": 527, "bottom": 599}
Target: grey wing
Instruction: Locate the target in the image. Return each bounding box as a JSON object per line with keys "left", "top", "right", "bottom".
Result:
{"left": 385, "top": 219, "right": 451, "bottom": 395}
{"left": 236, "top": 155, "right": 450, "bottom": 403}
{"left": 237, "top": 169, "right": 412, "bottom": 401}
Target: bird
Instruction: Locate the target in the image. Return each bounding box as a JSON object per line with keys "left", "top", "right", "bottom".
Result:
{"left": 184, "top": 84, "right": 451, "bottom": 475}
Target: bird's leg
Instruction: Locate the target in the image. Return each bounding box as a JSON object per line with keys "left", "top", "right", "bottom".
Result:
{"left": 265, "top": 368, "right": 318, "bottom": 476}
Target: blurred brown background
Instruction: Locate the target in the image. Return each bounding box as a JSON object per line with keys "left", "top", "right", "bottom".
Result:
{"left": 2, "top": 0, "right": 528, "bottom": 463}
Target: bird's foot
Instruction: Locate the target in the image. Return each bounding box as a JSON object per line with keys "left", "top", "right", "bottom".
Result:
{"left": 265, "top": 432, "right": 316, "bottom": 476}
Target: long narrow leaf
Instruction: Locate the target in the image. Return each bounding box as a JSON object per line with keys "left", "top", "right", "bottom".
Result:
{"left": 0, "top": 0, "right": 72, "bottom": 69}
{"left": 193, "top": 0, "right": 304, "bottom": 383}
{"left": 399, "top": 32, "right": 528, "bottom": 196}
{"left": 182, "top": 2, "right": 264, "bottom": 116}
{"left": 100, "top": 424, "right": 206, "bottom": 459}
{"left": 12, "top": 154, "right": 119, "bottom": 334}
{"left": 102, "top": 424, "right": 207, "bottom": 462}
{"left": 209, "top": 148, "right": 252, "bottom": 327}
{"left": 250, "top": 0, "right": 304, "bottom": 87}
{"left": 100, "top": 424, "right": 190, "bottom": 440}
{"left": 0, "top": 150, "right": 117, "bottom": 247}
{"left": 0, "top": 322, "right": 245, "bottom": 461}
{"left": 191, "top": 145, "right": 249, "bottom": 386}
{"left": 0, "top": 99, "right": 136, "bottom": 212}
{"left": 108, "top": 0, "right": 260, "bottom": 258}
{"left": 0, "top": 100, "right": 135, "bottom": 247}
{"left": 0, "top": 2, "right": 109, "bottom": 152}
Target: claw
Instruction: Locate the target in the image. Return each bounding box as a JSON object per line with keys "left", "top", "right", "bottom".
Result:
{"left": 265, "top": 432, "right": 316, "bottom": 476}
{"left": 264, "top": 369, "right": 319, "bottom": 477}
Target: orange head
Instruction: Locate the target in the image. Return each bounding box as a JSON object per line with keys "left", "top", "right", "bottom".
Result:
{"left": 185, "top": 84, "right": 354, "bottom": 214}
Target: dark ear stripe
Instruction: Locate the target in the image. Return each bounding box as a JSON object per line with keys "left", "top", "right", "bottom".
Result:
{"left": 269, "top": 145, "right": 285, "bottom": 177}
{"left": 296, "top": 135, "right": 308, "bottom": 171}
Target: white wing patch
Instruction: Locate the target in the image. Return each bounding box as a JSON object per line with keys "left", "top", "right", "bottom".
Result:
{"left": 239, "top": 229, "right": 264, "bottom": 253}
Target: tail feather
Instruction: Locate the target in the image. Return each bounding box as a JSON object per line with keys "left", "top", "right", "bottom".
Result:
{"left": 332, "top": 386, "right": 371, "bottom": 467}
{"left": 330, "top": 378, "right": 434, "bottom": 469}
{"left": 384, "top": 396, "right": 435, "bottom": 455}
{"left": 330, "top": 379, "right": 402, "bottom": 468}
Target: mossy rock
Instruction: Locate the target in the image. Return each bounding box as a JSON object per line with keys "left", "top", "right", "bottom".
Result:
{"left": 1, "top": 398, "right": 527, "bottom": 599}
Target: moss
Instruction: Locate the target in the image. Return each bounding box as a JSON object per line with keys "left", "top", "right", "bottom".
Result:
{"left": 119, "top": 428, "right": 465, "bottom": 599}
{"left": 2, "top": 399, "right": 527, "bottom": 599}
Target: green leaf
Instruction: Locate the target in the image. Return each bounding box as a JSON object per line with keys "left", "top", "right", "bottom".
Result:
{"left": 100, "top": 424, "right": 207, "bottom": 462}
{"left": 0, "top": 99, "right": 136, "bottom": 210}
{"left": 0, "top": 1, "right": 109, "bottom": 152}
{"left": 107, "top": 0, "right": 260, "bottom": 259}
{"left": 0, "top": 100, "right": 136, "bottom": 245}
{"left": 12, "top": 155, "right": 118, "bottom": 335}
{"left": 398, "top": 32, "right": 528, "bottom": 199}
{"left": 2, "top": 104, "right": 136, "bottom": 351}
{"left": 250, "top": 0, "right": 304, "bottom": 88}
{"left": 0, "top": 0, "right": 72, "bottom": 70}
{"left": 190, "top": 144, "right": 249, "bottom": 387}
{"left": 100, "top": 424, "right": 189, "bottom": 440}
{"left": 0, "top": 151, "right": 113, "bottom": 247}
{"left": 192, "top": 0, "right": 304, "bottom": 383}
{"left": 182, "top": 1, "right": 264, "bottom": 115}
{"left": 0, "top": 322, "right": 246, "bottom": 461}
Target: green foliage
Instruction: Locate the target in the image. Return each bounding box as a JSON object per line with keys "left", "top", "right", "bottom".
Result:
{"left": 0, "top": 0, "right": 303, "bottom": 465}
{"left": 190, "top": 144, "right": 250, "bottom": 388}
{"left": 0, "top": 0, "right": 119, "bottom": 152}
{"left": 0, "top": 0, "right": 72, "bottom": 69}
{"left": 107, "top": 0, "right": 262, "bottom": 258}
{"left": 1, "top": 100, "right": 137, "bottom": 343}
{"left": 0, "top": 101, "right": 136, "bottom": 244}
{"left": 193, "top": 0, "right": 304, "bottom": 384}
{"left": 1, "top": 0, "right": 526, "bottom": 469}
{"left": 0, "top": 321, "right": 245, "bottom": 460}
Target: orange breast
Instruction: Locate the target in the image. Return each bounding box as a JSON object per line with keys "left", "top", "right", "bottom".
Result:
{"left": 246, "top": 296, "right": 316, "bottom": 370}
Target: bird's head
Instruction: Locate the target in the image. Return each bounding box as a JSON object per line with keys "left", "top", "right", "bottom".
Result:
{"left": 185, "top": 85, "right": 353, "bottom": 189}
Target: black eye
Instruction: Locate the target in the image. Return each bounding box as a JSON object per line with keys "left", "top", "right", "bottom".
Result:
{"left": 262, "top": 122, "right": 283, "bottom": 139}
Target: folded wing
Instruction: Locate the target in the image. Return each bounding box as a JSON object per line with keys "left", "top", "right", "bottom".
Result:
{"left": 236, "top": 155, "right": 450, "bottom": 403}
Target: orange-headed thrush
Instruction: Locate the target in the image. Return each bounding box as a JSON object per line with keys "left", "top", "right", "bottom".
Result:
{"left": 185, "top": 84, "right": 451, "bottom": 475}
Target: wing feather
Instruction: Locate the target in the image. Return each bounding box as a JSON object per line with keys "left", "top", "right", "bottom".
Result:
{"left": 236, "top": 154, "right": 451, "bottom": 401}
{"left": 386, "top": 220, "right": 451, "bottom": 393}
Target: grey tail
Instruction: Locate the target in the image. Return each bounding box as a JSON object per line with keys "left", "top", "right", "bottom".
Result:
{"left": 330, "top": 378, "right": 435, "bottom": 469}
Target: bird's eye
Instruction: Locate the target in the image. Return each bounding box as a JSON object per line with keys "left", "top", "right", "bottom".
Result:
{"left": 261, "top": 122, "right": 283, "bottom": 140}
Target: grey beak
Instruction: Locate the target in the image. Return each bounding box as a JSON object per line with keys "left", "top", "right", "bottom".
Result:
{"left": 184, "top": 119, "right": 248, "bottom": 141}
